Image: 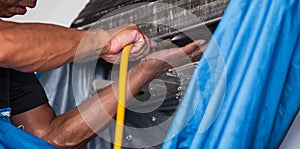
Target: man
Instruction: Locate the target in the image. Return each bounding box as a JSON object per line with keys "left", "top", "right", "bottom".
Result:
{"left": 0, "top": 0, "right": 204, "bottom": 148}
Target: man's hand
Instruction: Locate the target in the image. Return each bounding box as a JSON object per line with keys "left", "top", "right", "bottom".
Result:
{"left": 10, "top": 38, "right": 207, "bottom": 148}
{"left": 137, "top": 39, "right": 207, "bottom": 78}
{"left": 100, "top": 24, "right": 155, "bottom": 63}
{"left": 127, "top": 39, "right": 207, "bottom": 97}
{"left": 0, "top": 21, "right": 153, "bottom": 72}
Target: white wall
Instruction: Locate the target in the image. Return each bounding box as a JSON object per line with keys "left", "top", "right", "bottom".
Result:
{"left": 4, "top": 0, "right": 89, "bottom": 27}
{"left": 280, "top": 111, "right": 300, "bottom": 149}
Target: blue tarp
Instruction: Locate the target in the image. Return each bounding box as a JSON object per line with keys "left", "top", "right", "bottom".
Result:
{"left": 0, "top": 108, "right": 56, "bottom": 149}
{"left": 163, "top": 0, "right": 300, "bottom": 148}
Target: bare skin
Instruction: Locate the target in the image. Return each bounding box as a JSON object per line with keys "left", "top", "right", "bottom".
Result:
{"left": 0, "top": 0, "right": 207, "bottom": 148}
{"left": 0, "top": 20, "right": 152, "bottom": 72}
{"left": 0, "top": 1, "right": 152, "bottom": 72}
{"left": 0, "top": 0, "right": 37, "bottom": 17}
{"left": 11, "top": 41, "right": 206, "bottom": 148}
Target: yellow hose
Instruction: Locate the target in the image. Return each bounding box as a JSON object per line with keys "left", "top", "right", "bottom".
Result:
{"left": 114, "top": 44, "right": 133, "bottom": 149}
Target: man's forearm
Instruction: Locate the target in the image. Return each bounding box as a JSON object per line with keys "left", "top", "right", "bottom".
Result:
{"left": 40, "top": 61, "right": 156, "bottom": 148}
{"left": 41, "top": 47, "right": 198, "bottom": 147}
{"left": 11, "top": 41, "right": 202, "bottom": 148}
{"left": 0, "top": 20, "right": 108, "bottom": 72}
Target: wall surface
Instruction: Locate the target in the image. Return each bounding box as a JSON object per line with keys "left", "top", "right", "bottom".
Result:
{"left": 280, "top": 111, "right": 300, "bottom": 149}
{"left": 4, "top": 0, "right": 89, "bottom": 27}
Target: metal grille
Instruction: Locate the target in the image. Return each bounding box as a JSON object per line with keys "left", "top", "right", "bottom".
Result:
{"left": 71, "top": 0, "right": 229, "bottom": 38}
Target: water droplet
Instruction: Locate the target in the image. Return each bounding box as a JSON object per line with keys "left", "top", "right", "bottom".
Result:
{"left": 177, "top": 87, "right": 182, "bottom": 91}
{"left": 126, "top": 135, "right": 132, "bottom": 141}
{"left": 152, "top": 116, "right": 156, "bottom": 122}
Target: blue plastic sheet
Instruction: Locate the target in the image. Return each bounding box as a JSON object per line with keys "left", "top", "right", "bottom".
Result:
{"left": 163, "top": 0, "right": 300, "bottom": 148}
{"left": 0, "top": 108, "right": 56, "bottom": 149}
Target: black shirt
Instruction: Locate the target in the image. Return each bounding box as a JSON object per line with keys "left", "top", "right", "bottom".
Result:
{"left": 0, "top": 68, "right": 48, "bottom": 115}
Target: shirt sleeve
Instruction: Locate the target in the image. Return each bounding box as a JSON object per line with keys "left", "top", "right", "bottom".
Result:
{"left": 9, "top": 70, "right": 48, "bottom": 115}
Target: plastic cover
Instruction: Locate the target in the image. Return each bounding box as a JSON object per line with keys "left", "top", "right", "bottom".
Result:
{"left": 162, "top": 0, "right": 300, "bottom": 148}
{"left": 0, "top": 108, "right": 56, "bottom": 149}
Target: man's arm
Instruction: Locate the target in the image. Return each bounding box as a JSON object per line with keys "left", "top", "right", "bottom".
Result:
{"left": 0, "top": 20, "right": 151, "bottom": 72}
{"left": 11, "top": 41, "right": 205, "bottom": 148}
